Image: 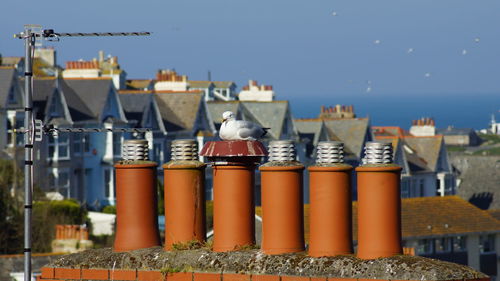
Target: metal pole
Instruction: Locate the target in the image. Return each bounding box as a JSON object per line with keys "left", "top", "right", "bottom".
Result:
{"left": 23, "top": 26, "right": 35, "bottom": 281}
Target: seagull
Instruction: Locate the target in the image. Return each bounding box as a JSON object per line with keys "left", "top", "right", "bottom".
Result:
{"left": 462, "top": 49, "right": 468, "bottom": 55}
{"left": 219, "top": 111, "right": 269, "bottom": 141}
{"left": 407, "top": 48, "right": 414, "bottom": 54}
{"left": 374, "top": 39, "right": 381, "bottom": 45}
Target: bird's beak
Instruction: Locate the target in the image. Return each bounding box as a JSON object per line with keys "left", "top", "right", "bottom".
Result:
{"left": 221, "top": 118, "right": 227, "bottom": 123}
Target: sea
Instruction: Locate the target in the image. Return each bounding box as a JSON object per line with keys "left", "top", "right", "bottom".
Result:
{"left": 289, "top": 94, "right": 499, "bottom": 130}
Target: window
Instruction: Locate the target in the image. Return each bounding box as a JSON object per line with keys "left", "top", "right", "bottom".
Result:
{"left": 419, "top": 179, "right": 425, "bottom": 197}
{"left": 73, "top": 133, "right": 82, "bottom": 155}
{"left": 453, "top": 236, "right": 466, "bottom": 252}
{"left": 58, "top": 133, "right": 69, "bottom": 158}
{"left": 104, "top": 169, "right": 113, "bottom": 199}
{"left": 401, "top": 178, "right": 410, "bottom": 198}
{"left": 480, "top": 234, "right": 495, "bottom": 253}
{"left": 48, "top": 135, "right": 56, "bottom": 158}
{"left": 48, "top": 169, "right": 70, "bottom": 198}
{"left": 435, "top": 237, "right": 452, "bottom": 253}
{"left": 417, "top": 239, "right": 434, "bottom": 254}
{"left": 83, "top": 134, "right": 91, "bottom": 153}
{"left": 113, "top": 132, "right": 122, "bottom": 157}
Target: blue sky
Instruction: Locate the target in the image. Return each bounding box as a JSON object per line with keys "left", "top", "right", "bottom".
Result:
{"left": 1, "top": 0, "right": 499, "bottom": 127}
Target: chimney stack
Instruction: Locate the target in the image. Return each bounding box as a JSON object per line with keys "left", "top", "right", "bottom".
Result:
{"left": 164, "top": 140, "right": 206, "bottom": 250}
{"left": 200, "top": 140, "right": 267, "bottom": 252}
{"left": 260, "top": 140, "right": 305, "bottom": 254}
{"left": 356, "top": 141, "right": 402, "bottom": 259}
{"left": 113, "top": 140, "right": 161, "bottom": 252}
{"left": 308, "top": 141, "right": 353, "bottom": 257}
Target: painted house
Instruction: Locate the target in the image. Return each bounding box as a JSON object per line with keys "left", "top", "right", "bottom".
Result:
{"left": 26, "top": 77, "right": 127, "bottom": 208}
{"left": 0, "top": 67, "right": 24, "bottom": 150}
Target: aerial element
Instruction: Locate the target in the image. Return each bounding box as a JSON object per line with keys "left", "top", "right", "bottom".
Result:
{"left": 219, "top": 111, "right": 269, "bottom": 141}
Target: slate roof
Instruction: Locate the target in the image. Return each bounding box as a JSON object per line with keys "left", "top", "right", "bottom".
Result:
{"left": 376, "top": 136, "right": 432, "bottom": 174}
{"left": 61, "top": 78, "right": 114, "bottom": 121}
{"left": 294, "top": 119, "right": 324, "bottom": 146}
{"left": 189, "top": 81, "right": 213, "bottom": 89}
{"left": 27, "top": 78, "right": 112, "bottom": 122}
{"left": 323, "top": 118, "right": 371, "bottom": 158}
{"left": 207, "top": 101, "right": 241, "bottom": 127}
{"left": 240, "top": 101, "right": 290, "bottom": 140}
{"left": 451, "top": 155, "right": 500, "bottom": 210}
{"left": 256, "top": 196, "right": 500, "bottom": 243}
{"left": 437, "top": 127, "right": 476, "bottom": 136}
{"left": 119, "top": 93, "right": 152, "bottom": 126}
{"left": 0, "top": 67, "right": 16, "bottom": 107}
{"left": 154, "top": 92, "right": 204, "bottom": 132}
{"left": 403, "top": 136, "right": 444, "bottom": 172}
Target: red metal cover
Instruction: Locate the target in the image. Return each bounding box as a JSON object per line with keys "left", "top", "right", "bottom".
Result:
{"left": 200, "top": 140, "right": 268, "bottom": 157}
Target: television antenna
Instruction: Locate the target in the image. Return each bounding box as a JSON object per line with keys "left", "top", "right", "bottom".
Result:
{"left": 14, "top": 24, "right": 151, "bottom": 281}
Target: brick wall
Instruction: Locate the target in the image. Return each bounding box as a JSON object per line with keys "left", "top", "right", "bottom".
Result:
{"left": 38, "top": 267, "right": 490, "bottom": 281}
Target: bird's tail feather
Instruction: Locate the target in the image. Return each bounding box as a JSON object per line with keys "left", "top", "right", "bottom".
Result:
{"left": 262, "top": 128, "right": 270, "bottom": 137}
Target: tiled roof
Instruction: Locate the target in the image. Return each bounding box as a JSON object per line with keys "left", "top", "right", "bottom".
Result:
{"left": 213, "top": 81, "right": 235, "bottom": 88}
{"left": 65, "top": 61, "right": 99, "bottom": 69}
{"left": 323, "top": 118, "right": 371, "bottom": 158}
{"left": 154, "top": 92, "right": 204, "bottom": 132}
{"left": 488, "top": 209, "right": 500, "bottom": 221}
{"left": 125, "top": 79, "right": 152, "bottom": 90}
{"left": 372, "top": 126, "right": 408, "bottom": 137}
{"left": 188, "top": 81, "right": 213, "bottom": 89}
{"left": 0, "top": 57, "right": 23, "bottom": 66}
{"left": 451, "top": 155, "right": 500, "bottom": 210}
{"left": 257, "top": 196, "right": 500, "bottom": 243}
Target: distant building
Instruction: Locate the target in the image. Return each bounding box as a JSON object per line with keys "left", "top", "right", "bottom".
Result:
{"left": 319, "top": 104, "right": 355, "bottom": 119}
{"left": 409, "top": 117, "right": 481, "bottom": 146}
{"left": 436, "top": 126, "right": 482, "bottom": 146}
{"left": 409, "top": 117, "right": 436, "bottom": 136}
{"left": 238, "top": 80, "right": 274, "bottom": 102}
{"left": 154, "top": 69, "right": 189, "bottom": 91}
{"left": 489, "top": 114, "right": 500, "bottom": 135}
{"left": 62, "top": 51, "right": 127, "bottom": 89}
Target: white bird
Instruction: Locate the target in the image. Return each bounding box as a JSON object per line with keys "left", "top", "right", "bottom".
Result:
{"left": 374, "top": 39, "right": 381, "bottom": 45}
{"left": 219, "top": 111, "right": 269, "bottom": 141}
{"left": 462, "top": 49, "right": 468, "bottom": 55}
{"left": 332, "top": 11, "right": 338, "bottom": 16}
{"left": 407, "top": 48, "right": 414, "bottom": 54}
{"left": 424, "top": 72, "right": 431, "bottom": 78}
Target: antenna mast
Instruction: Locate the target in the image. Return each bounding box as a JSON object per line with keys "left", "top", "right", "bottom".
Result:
{"left": 14, "top": 25, "right": 150, "bottom": 281}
